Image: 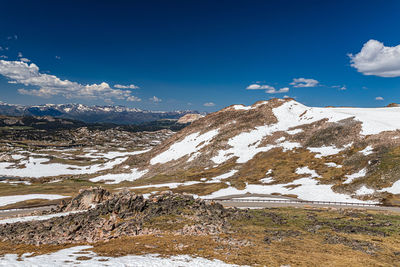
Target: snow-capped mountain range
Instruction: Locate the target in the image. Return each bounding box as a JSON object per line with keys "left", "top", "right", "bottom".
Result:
{"left": 0, "top": 101, "right": 199, "bottom": 124}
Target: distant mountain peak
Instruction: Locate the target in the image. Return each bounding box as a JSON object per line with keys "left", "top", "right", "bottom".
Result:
{"left": 0, "top": 101, "right": 199, "bottom": 124}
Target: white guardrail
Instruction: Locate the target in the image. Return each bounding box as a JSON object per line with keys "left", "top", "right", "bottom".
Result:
{"left": 205, "top": 198, "right": 382, "bottom": 207}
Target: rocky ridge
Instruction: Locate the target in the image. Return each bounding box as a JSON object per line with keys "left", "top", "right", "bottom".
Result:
{"left": 0, "top": 188, "right": 230, "bottom": 245}
{"left": 177, "top": 113, "right": 204, "bottom": 124}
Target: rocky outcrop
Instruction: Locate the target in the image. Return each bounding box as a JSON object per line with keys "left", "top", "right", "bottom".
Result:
{"left": 0, "top": 188, "right": 231, "bottom": 245}
{"left": 386, "top": 103, "right": 400, "bottom": 107}
{"left": 0, "top": 154, "right": 12, "bottom": 162}
{"left": 59, "top": 187, "right": 112, "bottom": 211}
{"left": 177, "top": 113, "right": 204, "bottom": 124}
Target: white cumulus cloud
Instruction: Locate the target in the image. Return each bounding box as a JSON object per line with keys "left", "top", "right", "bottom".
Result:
{"left": 349, "top": 39, "right": 400, "bottom": 77}
{"left": 375, "top": 96, "right": 384, "bottom": 101}
{"left": 246, "top": 84, "right": 275, "bottom": 90}
{"left": 290, "top": 78, "right": 319, "bottom": 88}
{"left": 0, "top": 59, "right": 140, "bottom": 102}
{"left": 246, "top": 83, "right": 289, "bottom": 94}
{"left": 149, "top": 96, "right": 162, "bottom": 102}
{"left": 203, "top": 102, "right": 215, "bottom": 107}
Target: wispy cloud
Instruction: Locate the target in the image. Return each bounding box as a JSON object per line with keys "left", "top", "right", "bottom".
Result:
{"left": 17, "top": 52, "right": 30, "bottom": 62}
{"left": 290, "top": 78, "right": 319, "bottom": 88}
{"left": 246, "top": 84, "right": 275, "bottom": 90}
{"left": 332, "top": 85, "right": 347, "bottom": 91}
{"left": 349, "top": 39, "right": 400, "bottom": 77}
{"left": 55, "top": 56, "right": 61, "bottom": 60}
{"left": 203, "top": 102, "right": 215, "bottom": 107}
{"left": 266, "top": 87, "right": 289, "bottom": 94}
{"left": 6, "top": 35, "right": 17, "bottom": 40}
{"left": 246, "top": 83, "right": 289, "bottom": 94}
{"left": 0, "top": 59, "right": 140, "bottom": 102}
{"left": 127, "top": 96, "right": 141, "bottom": 102}
{"left": 375, "top": 96, "right": 384, "bottom": 101}
{"left": 149, "top": 96, "right": 162, "bottom": 102}
{"left": 114, "top": 84, "right": 139, "bottom": 89}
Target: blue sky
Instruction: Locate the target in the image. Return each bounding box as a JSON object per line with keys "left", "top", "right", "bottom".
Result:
{"left": 0, "top": 0, "right": 400, "bottom": 111}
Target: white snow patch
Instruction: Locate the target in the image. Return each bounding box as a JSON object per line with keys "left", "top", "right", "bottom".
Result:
{"left": 232, "top": 104, "right": 253, "bottom": 111}
{"left": 0, "top": 156, "right": 129, "bottom": 178}
{"left": 128, "top": 181, "right": 202, "bottom": 190}
{"left": 206, "top": 170, "right": 238, "bottom": 183}
{"left": 278, "top": 141, "right": 301, "bottom": 152}
{"left": 343, "top": 168, "right": 367, "bottom": 184}
{"left": 90, "top": 168, "right": 148, "bottom": 184}
{"left": 380, "top": 180, "right": 400, "bottom": 194}
{"left": 0, "top": 194, "right": 67, "bottom": 207}
{"left": 0, "top": 210, "right": 85, "bottom": 224}
{"left": 260, "top": 177, "right": 274, "bottom": 184}
{"left": 211, "top": 128, "right": 277, "bottom": 164}
{"left": 360, "top": 146, "right": 374, "bottom": 156}
{"left": 325, "top": 162, "right": 342, "bottom": 168}
{"left": 11, "top": 154, "right": 24, "bottom": 160}
{"left": 0, "top": 180, "right": 31, "bottom": 185}
{"left": 150, "top": 129, "right": 219, "bottom": 165}
{"left": 295, "top": 167, "right": 321, "bottom": 178}
{"left": 276, "top": 100, "right": 400, "bottom": 136}
{"left": 307, "top": 146, "right": 343, "bottom": 158}
{"left": 202, "top": 178, "right": 376, "bottom": 203}
{"left": 356, "top": 186, "right": 375, "bottom": 196}
{"left": 0, "top": 246, "right": 242, "bottom": 266}
{"left": 287, "top": 128, "right": 303, "bottom": 135}
{"left": 187, "top": 151, "right": 201, "bottom": 162}
{"left": 88, "top": 149, "right": 151, "bottom": 159}
{"left": 231, "top": 101, "right": 268, "bottom": 111}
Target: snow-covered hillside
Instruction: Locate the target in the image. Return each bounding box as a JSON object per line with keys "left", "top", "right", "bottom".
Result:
{"left": 109, "top": 98, "right": 400, "bottom": 204}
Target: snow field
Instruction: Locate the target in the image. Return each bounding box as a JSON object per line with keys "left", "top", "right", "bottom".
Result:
{"left": 150, "top": 129, "right": 219, "bottom": 165}
{"left": 0, "top": 194, "right": 67, "bottom": 207}
{"left": 0, "top": 246, "right": 244, "bottom": 267}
